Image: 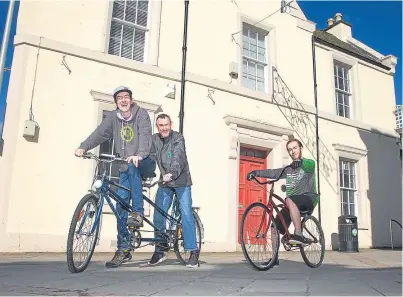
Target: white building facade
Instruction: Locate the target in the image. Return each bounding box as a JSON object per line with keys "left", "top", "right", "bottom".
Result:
{"left": 0, "top": 0, "right": 401, "bottom": 252}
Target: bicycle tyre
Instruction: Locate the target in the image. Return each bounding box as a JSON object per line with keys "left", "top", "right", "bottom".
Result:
{"left": 240, "top": 202, "right": 280, "bottom": 271}
{"left": 174, "top": 210, "right": 202, "bottom": 264}
{"left": 66, "top": 193, "right": 101, "bottom": 273}
{"left": 300, "top": 215, "right": 325, "bottom": 268}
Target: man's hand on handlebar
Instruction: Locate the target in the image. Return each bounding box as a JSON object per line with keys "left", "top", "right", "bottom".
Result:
{"left": 247, "top": 170, "right": 257, "bottom": 181}
{"left": 75, "top": 148, "right": 85, "bottom": 157}
{"left": 127, "top": 155, "right": 142, "bottom": 167}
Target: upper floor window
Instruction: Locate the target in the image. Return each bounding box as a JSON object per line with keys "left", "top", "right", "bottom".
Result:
{"left": 334, "top": 62, "right": 352, "bottom": 118}
{"left": 108, "top": 0, "right": 149, "bottom": 62}
{"left": 242, "top": 24, "right": 268, "bottom": 92}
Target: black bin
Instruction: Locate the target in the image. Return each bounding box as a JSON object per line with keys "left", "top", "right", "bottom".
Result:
{"left": 338, "top": 215, "right": 359, "bottom": 252}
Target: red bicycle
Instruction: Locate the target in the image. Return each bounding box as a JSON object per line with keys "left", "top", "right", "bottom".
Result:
{"left": 240, "top": 164, "right": 325, "bottom": 271}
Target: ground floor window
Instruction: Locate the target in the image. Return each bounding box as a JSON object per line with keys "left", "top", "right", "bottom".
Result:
{"left": 339, "top": 159, "right": 357, "bottom": 216}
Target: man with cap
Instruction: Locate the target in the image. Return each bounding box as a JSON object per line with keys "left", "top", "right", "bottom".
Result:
{"left": 75, "top": 86, "right": 155, "bottom": 268}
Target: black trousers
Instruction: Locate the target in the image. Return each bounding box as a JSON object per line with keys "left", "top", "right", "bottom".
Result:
{"left": 273, "top": 195, "right": 314, "bottom": 235}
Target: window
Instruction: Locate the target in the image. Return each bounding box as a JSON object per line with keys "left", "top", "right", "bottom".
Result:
{"left": 240, "top": 147, "right": 267, "bottom": 159}
{"left": 99, "top": 111, "right": 120, "bottom": 188}
{"left": 242, "top": 24, "right": 268, "bottom": 92}
{"left": 339, "top": 159, "right": 357, "bottom": 216}
{"left": 334, "top": 62, "right": 352, "bottom": 118}
{"left": 395, "top": 105, "right": 402, "bottom": 129}
{"left": 108, "top": 0, "right": 149, "bottom": 62}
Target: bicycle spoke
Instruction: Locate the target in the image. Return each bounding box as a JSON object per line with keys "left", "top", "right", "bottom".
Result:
{"left": 300, "top": 215, "right": 325, "bottom": 268}
{"left": 71, "top": 200, "right": 97, "bottom": 268}
{"left": 241, "top": 203, "right": 279, "bottom": 269}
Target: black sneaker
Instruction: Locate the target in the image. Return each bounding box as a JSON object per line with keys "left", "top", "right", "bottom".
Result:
{"left": 148, "top": 252, "right": 167, "bottom": 266}
{"left": 105, "top": 250, "right": 132, "bottom": 268}
{"left": 289, "top": 234, "right": 308, "bottom": 245}
{"left": 127, "top": 212, "right": 143, "bottom": 228}
{"left": 186, "top": 250, "right": 200, "bottom": 268}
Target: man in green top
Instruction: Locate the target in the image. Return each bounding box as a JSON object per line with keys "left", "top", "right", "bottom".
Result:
{"left": 247, "top": 138, "right": 318, "bottom": 245}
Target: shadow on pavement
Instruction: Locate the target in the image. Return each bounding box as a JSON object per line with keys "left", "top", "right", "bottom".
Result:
{"left": 0, "top": 251, "right": 402, "bottom": 296}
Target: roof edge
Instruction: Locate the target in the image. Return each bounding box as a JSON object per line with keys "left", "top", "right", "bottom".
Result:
{"left": 313, "top": 34, "right": 391, "bottom": 71}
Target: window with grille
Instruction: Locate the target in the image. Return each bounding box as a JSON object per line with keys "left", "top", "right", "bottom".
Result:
{"left": 108, "top": 0, "right": 149, "bottom": 62}
{"left": 339, "top": 159, "right": 357, "bottom": 216}
{"left": 242, "top": 24, "right": 268, "bottom": 92}
{"left": 334, "top": 62, "right": 352, "bottom": 118}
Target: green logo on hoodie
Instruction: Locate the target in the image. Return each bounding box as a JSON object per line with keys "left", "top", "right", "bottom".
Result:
{"left": 120, "top": 125, "right": 134, "bottom": 142}
{"left": 167, "top": 151, "right": 172, "bottom": 159}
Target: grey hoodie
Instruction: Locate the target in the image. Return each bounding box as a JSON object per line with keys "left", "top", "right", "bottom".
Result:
{"left": 149, "top": 130, "right": 192, "bottom": 188}
{"left": 79, "top": 104, "right": 152, "bottom": 159}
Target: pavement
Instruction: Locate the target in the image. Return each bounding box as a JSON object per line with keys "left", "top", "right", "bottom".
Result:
{"left": 0, "top": 249, "right": 401, "bottom": 296}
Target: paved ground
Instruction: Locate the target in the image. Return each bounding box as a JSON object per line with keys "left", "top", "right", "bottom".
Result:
{"left": 0, "top": 249, "right": 401, "bottom": 296}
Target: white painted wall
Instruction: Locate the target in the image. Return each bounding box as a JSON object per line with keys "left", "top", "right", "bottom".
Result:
{"left": 0, "top": 0, "right": 400, "bottom": 252}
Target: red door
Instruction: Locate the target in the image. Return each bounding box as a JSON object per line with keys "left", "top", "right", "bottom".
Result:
{"left": 238, "top": 148, "right": 267, "bottom": 244}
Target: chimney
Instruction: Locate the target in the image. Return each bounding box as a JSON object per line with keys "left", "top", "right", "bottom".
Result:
{"left": 334, "top": 12, "right": 342, "bottom": 22}
{"left": 327, "top": 18, "right": 334, "bottom": 27}
{"left": 325, "top": 12, "right": 352, "bottom": 42}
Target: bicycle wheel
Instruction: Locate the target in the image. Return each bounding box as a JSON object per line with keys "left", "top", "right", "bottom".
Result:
{"left": 300, "top": 215, "right": 325, "bottom": 268}
{"left": 240, "top": 202, "right": 280, "bottom": 271}
{"left": 174, "top": 210, "right": 202, "bottom": 264}
{"left": 66, "top": 194, "right": 101, "bottom": 273}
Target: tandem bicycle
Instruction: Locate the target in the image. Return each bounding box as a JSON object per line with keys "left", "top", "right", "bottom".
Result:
{"left": 66, "top": 152, "right": 204, "bottom": 273}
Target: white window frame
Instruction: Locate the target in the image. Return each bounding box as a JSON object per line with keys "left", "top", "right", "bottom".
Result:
{"left": 241, "top": 23, "right": 270, "bottom": 93}
{"left": 339, "top": 158, "right": 357, "bottom": 216}
{"left": 106, "top": 0, "right": 150, "bottom": 63}
{"left": 334, "top": 61, "right": 353, "bottom": 119}
{"left": 395, "top": 105, "right": 403, "bottom": 129}
{"left": 333, "top": 144, "right": 368, "bottom": 223}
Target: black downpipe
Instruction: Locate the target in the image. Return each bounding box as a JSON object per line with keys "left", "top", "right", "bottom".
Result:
{"left": 311, "top": 35, "right": 322, "bottom": 224}
{"left": 179, "top": 0, "right": 189, "bottom": 134}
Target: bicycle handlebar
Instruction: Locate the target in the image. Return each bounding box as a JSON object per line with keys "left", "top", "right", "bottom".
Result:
{"left": 81, "top": 152, "right": 127, "bottom": 163}
{"left": 82, "top": 152, "right": 159, "bottom": 188}
{"left": 250, "top": 164, "right": 292, "bottom": 185}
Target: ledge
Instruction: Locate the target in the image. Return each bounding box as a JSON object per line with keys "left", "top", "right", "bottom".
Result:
{"left": 223, "top": 115, "right": 294, "bottom": 137}
{"left": 333, "top": 143, "right": 368, "bottom": 160}
{"left": 90, "top": 90, "right": 162, "bottom": 113}
{"left": 297, "top": 19, "right": 316, "bottom": 33}
{"left": 14, "top": 34, "right": 399, "bottom": 140}
{"left": 14, "top": 34, "right": 181, "bottom": 82}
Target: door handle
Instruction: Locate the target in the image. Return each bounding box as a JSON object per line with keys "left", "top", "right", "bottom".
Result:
{"left": 239, "top": 203, "right": 244, "bottom": 208}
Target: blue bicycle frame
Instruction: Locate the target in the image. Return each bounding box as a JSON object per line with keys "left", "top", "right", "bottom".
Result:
{"left": 84, "top": 170, "right": 182, "bottom": 248}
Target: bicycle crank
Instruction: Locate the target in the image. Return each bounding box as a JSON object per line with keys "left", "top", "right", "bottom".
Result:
{"left": 130, "top": 229, "right": 142, "bottom": 249}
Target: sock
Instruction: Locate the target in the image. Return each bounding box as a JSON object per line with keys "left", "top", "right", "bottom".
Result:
{"left": 295, "top": 230, "right": 303, "bottom": 237}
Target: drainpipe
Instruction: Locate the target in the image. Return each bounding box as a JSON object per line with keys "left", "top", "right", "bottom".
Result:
{"left": 178, "top": 0, "right": 189, "bottom": 134}
{"left": 311, "top": 34, "right": 322, "bottom": 224}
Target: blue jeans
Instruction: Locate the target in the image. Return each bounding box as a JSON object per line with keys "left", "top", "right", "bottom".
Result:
{"left": 153, "top": 186, "right": 198, "bottom": 253}
{"left": 116, "top": 157, "right": 155, "bottom": 250}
